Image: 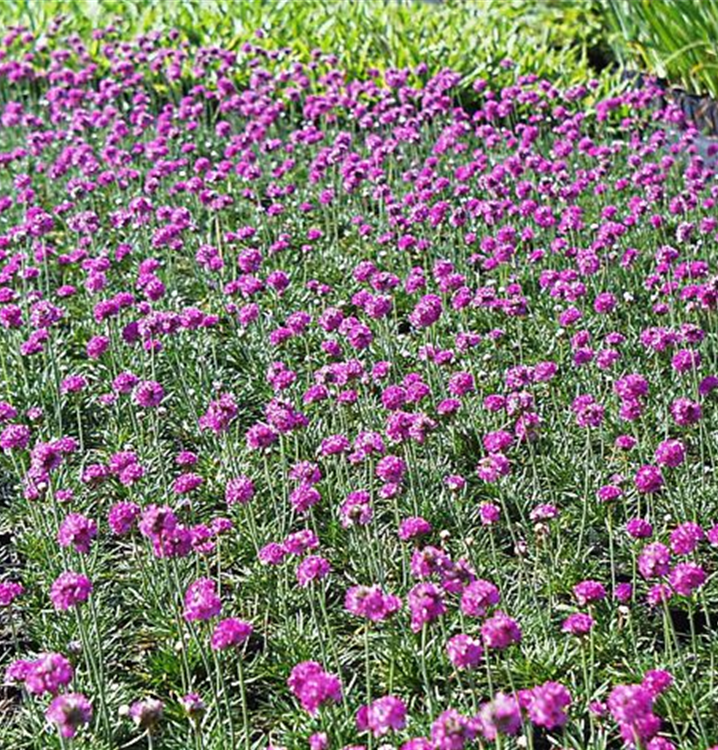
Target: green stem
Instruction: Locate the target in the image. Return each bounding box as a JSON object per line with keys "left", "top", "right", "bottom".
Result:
{"left": 419, "top": 624, "right": 435, "bottom": 715}
{"left": 237, "top": 656, "right": 251, "bottom": 750}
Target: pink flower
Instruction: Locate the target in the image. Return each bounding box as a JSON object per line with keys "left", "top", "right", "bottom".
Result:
{"left": 409, "top": 294, "right": 442, "bottom": 328}
{"left": 446, "top": 634, "right": 484, "bottom": 669}
{"left": 50, "top": 571, "right": 92, "bottom": 611}
{"left": 356, "top": 695, "right": 407, "bottom": 737}
{"left": 476, "top": 453, "right": 510, "bottom": 482}
{"left": 634, "top": 465, "right": 664, "bottom": 494}
{"left": 0, "top": 423, "right": 31, "bottom": 451}
{"left": 460, "top": 579, "right": 500, "bottom": 618}
{"left": 561, "top": 612, "right": 594, "bottom": 636}
{"left": 258, "top": 542, "right": 287, "bottom": 566}
{"left": 478, "top": 692, "right": 521, "bottom": 741}
{"left": 296, "top": 555, "right": 331, "bottom": 587}
{"left": 670, "top": 521, "right": 704, "bottom": 554}
{"left": 479, "top": 503, "right": 501, "bottom": 525}
{"left": 23, "top": 653, "right": 73, "bottom": 696}
{"left": 670, "top": 397, "right": 702, "bottom": 426}
{"left": 288, "top": 661, "right": 342, "bottom": 715}
{"left": 573, "top": 580, "right": 606, "bottom": 605}
{"left": 408, "top": 582, "right": 446, "bottom": 632}
{"left": 108, "top": 502, "right": 141, "bottom": 535}
{"left": 0, "top": 581, "right": 23, "bottom": 606}
{"left": 481, "top": 611, "right": 522, "bottom": 650}
{"left": 225, "top": 475, "right": 255, "bottom": 505}
{"left": 398, "top": 516, "right": 432, "bottom": 540}
{"left": 133, "top": 380, "right": 164, "bottom": 408}
{"left": 638, "top": 543, "right": 671, "bottom": 579}
{"left": 291, "top": 483, "right": 322, "bottom": 514}
{"left": 654, "top": 439, "right": 685, "bottom": 468}
{"left": 199, "top": 393, "right": 238, "bottom": 433}
{"left": 46, "top": 693, "right": 92, "bottom": 738}
{"left": 211, "top": 618, "right": 253, "bottom": 650}
{"left": 430, "top": 709, "right": 476, "bottom": 749}
{"left": 57, "top": 513, "right": 97, "bottom": 554}
{"left": 626, "top": 518, "right": 653, "bottom": 539}
{"left": 607, "top": 684, "right": 661, "bottom": 746}
{"left": 173, "top": 472, "right": 204, "bottom": 495}
{"left": 183, "top": 578, "right": 221, "bottom": 622}
{"left": 526, "top": 681, "right": 571, "bottom": 729}
{"left": 345, "top": 585, "right": 401, "bottom": 622}
{"left": 669, "top": 562, "right": 706, "bottom": 596}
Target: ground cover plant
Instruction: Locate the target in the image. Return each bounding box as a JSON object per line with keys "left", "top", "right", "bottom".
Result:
{"left": 0, "top": 0, "right": 611, "bottom": 98}
{"left": 3, "top": 15, "right": 718, "bottom": 750}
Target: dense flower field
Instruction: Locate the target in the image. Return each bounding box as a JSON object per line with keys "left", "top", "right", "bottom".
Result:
{"left": 3, "top": 22, "right": 718, "bottom": 750}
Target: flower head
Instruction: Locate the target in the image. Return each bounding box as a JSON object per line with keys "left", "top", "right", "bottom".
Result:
{"left": 46, "top": 693, "right": 92, "bottom": 738}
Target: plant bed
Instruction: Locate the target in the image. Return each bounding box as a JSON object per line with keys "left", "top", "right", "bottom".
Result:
{"left": 1, "top": 21, "right": 718, "bottom": 750}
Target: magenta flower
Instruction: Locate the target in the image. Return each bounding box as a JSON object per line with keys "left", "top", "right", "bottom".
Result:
{"left": 670, "top": 397, "right": 701, "bottom": 426}
{"left": 173, "top": 472, "right": 204, "bottom": 495}
{"left": 345, "top": 585, "right": 402, "bottom": 622}
{"left": 287, "top": 661, "right": 342, "bottom": 715}
{"left": 479, "top": 503, "right": 501, "bottom": 525}
{"left": 638, "top": 542, "right": 671, "bottom": 579}
{"left": 526, "top": 681, "right": 572, "bottom": 729}
{"left": 258, "top": 542, "right": 287, "bottom": 566}
{"left": 50, "top": 571, "right": 92, "bottom": 611}
{"left": 626, "top": 518, "right": 653, "bottom": 539}
{"left": 133, "top": 380, "right": 164, "bottom": 408}
{"left": 669, "top": 562, "right": 706, "bottom": 596}
{"left": 108, "top": 502, "right": 141, "bottom": 535}
{"left": 476, "top": 453, "right": 510, "bottom": 482}
{"left": 211, "top": 617, "right": 253, "bottom": 650}
{"left": 57, "top": 513, "right": 97, "bottom": 554}
{"left": 478, "top": 692, "right": 521, "bottom": 741}
{"left": 460, "top": 579, "right": 500, "bottom": 618}
{"left": 654, "top": 439, "right": 685, "bottom": 467}
{"left": 409, "top": 294, "right": 443, "bottom": 328}
{"left": 430, "top": 709, "right": 476, "bottom": 749}
{"left": 642, "top": 669, "right": 673, "bottom": 697}
{"left": 562, "top": 612, "right": 594, "bottom": 636}
{"left": 340, "top": 490, "right": 372, "bottom": 527}
{"left": 670, "top": 521, "right": 704, "bottom": 554}
{"left": 398, "top": 516, "right": 432, "bottom": 540}
{"left": 183, "top": 578, "right": 222, "bottom": 622}
{"left": 46, "top": 693, "right": 92, "bottom": 738}
{"left": 0, "top": 423, "right": 31, "bottom": 451}
{"left": 408, "top": 582, "right": 446, "bottom": 632}
{"left": 21, "top": 653, "right": 73, "bottom": 696}
{"left": 607, "top": 684, "right": 661, "bottom": 746}
{"left": 481, "top": 611, "right": 522, "bottom": 650}
{"left": 225, "top": 475, "right": 255, "bottom": 506}
{"left": 199, "top": 392, "right": 238, "bottom": 433}
{"left": 446, "top": 633, "right": 484, "bottom": 669}
{"left": 634, "top": 465, "right": 664, "bottom": 494}
{"left": 573, "top": 580, "right": 606, "bottom": 605}
{"left": 0, "top": 581, "right": 23, "bottom": 606}
{"left": 296, "top": 555, "right": 332, "bottom": 587}
{"left": 356, "top": 695, "right": 407, "bottom": 737}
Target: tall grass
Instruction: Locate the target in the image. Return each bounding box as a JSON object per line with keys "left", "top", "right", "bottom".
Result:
{"left": 606, "top": 0, "right": 718, "bottom": 96}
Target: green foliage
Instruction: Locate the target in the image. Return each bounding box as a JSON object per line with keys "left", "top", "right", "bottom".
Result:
{"left": 606, "top": 0, "right": 718, "bottom": 96}
{"left": 0, "top": 0, "right": 611, "bottom": 93}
